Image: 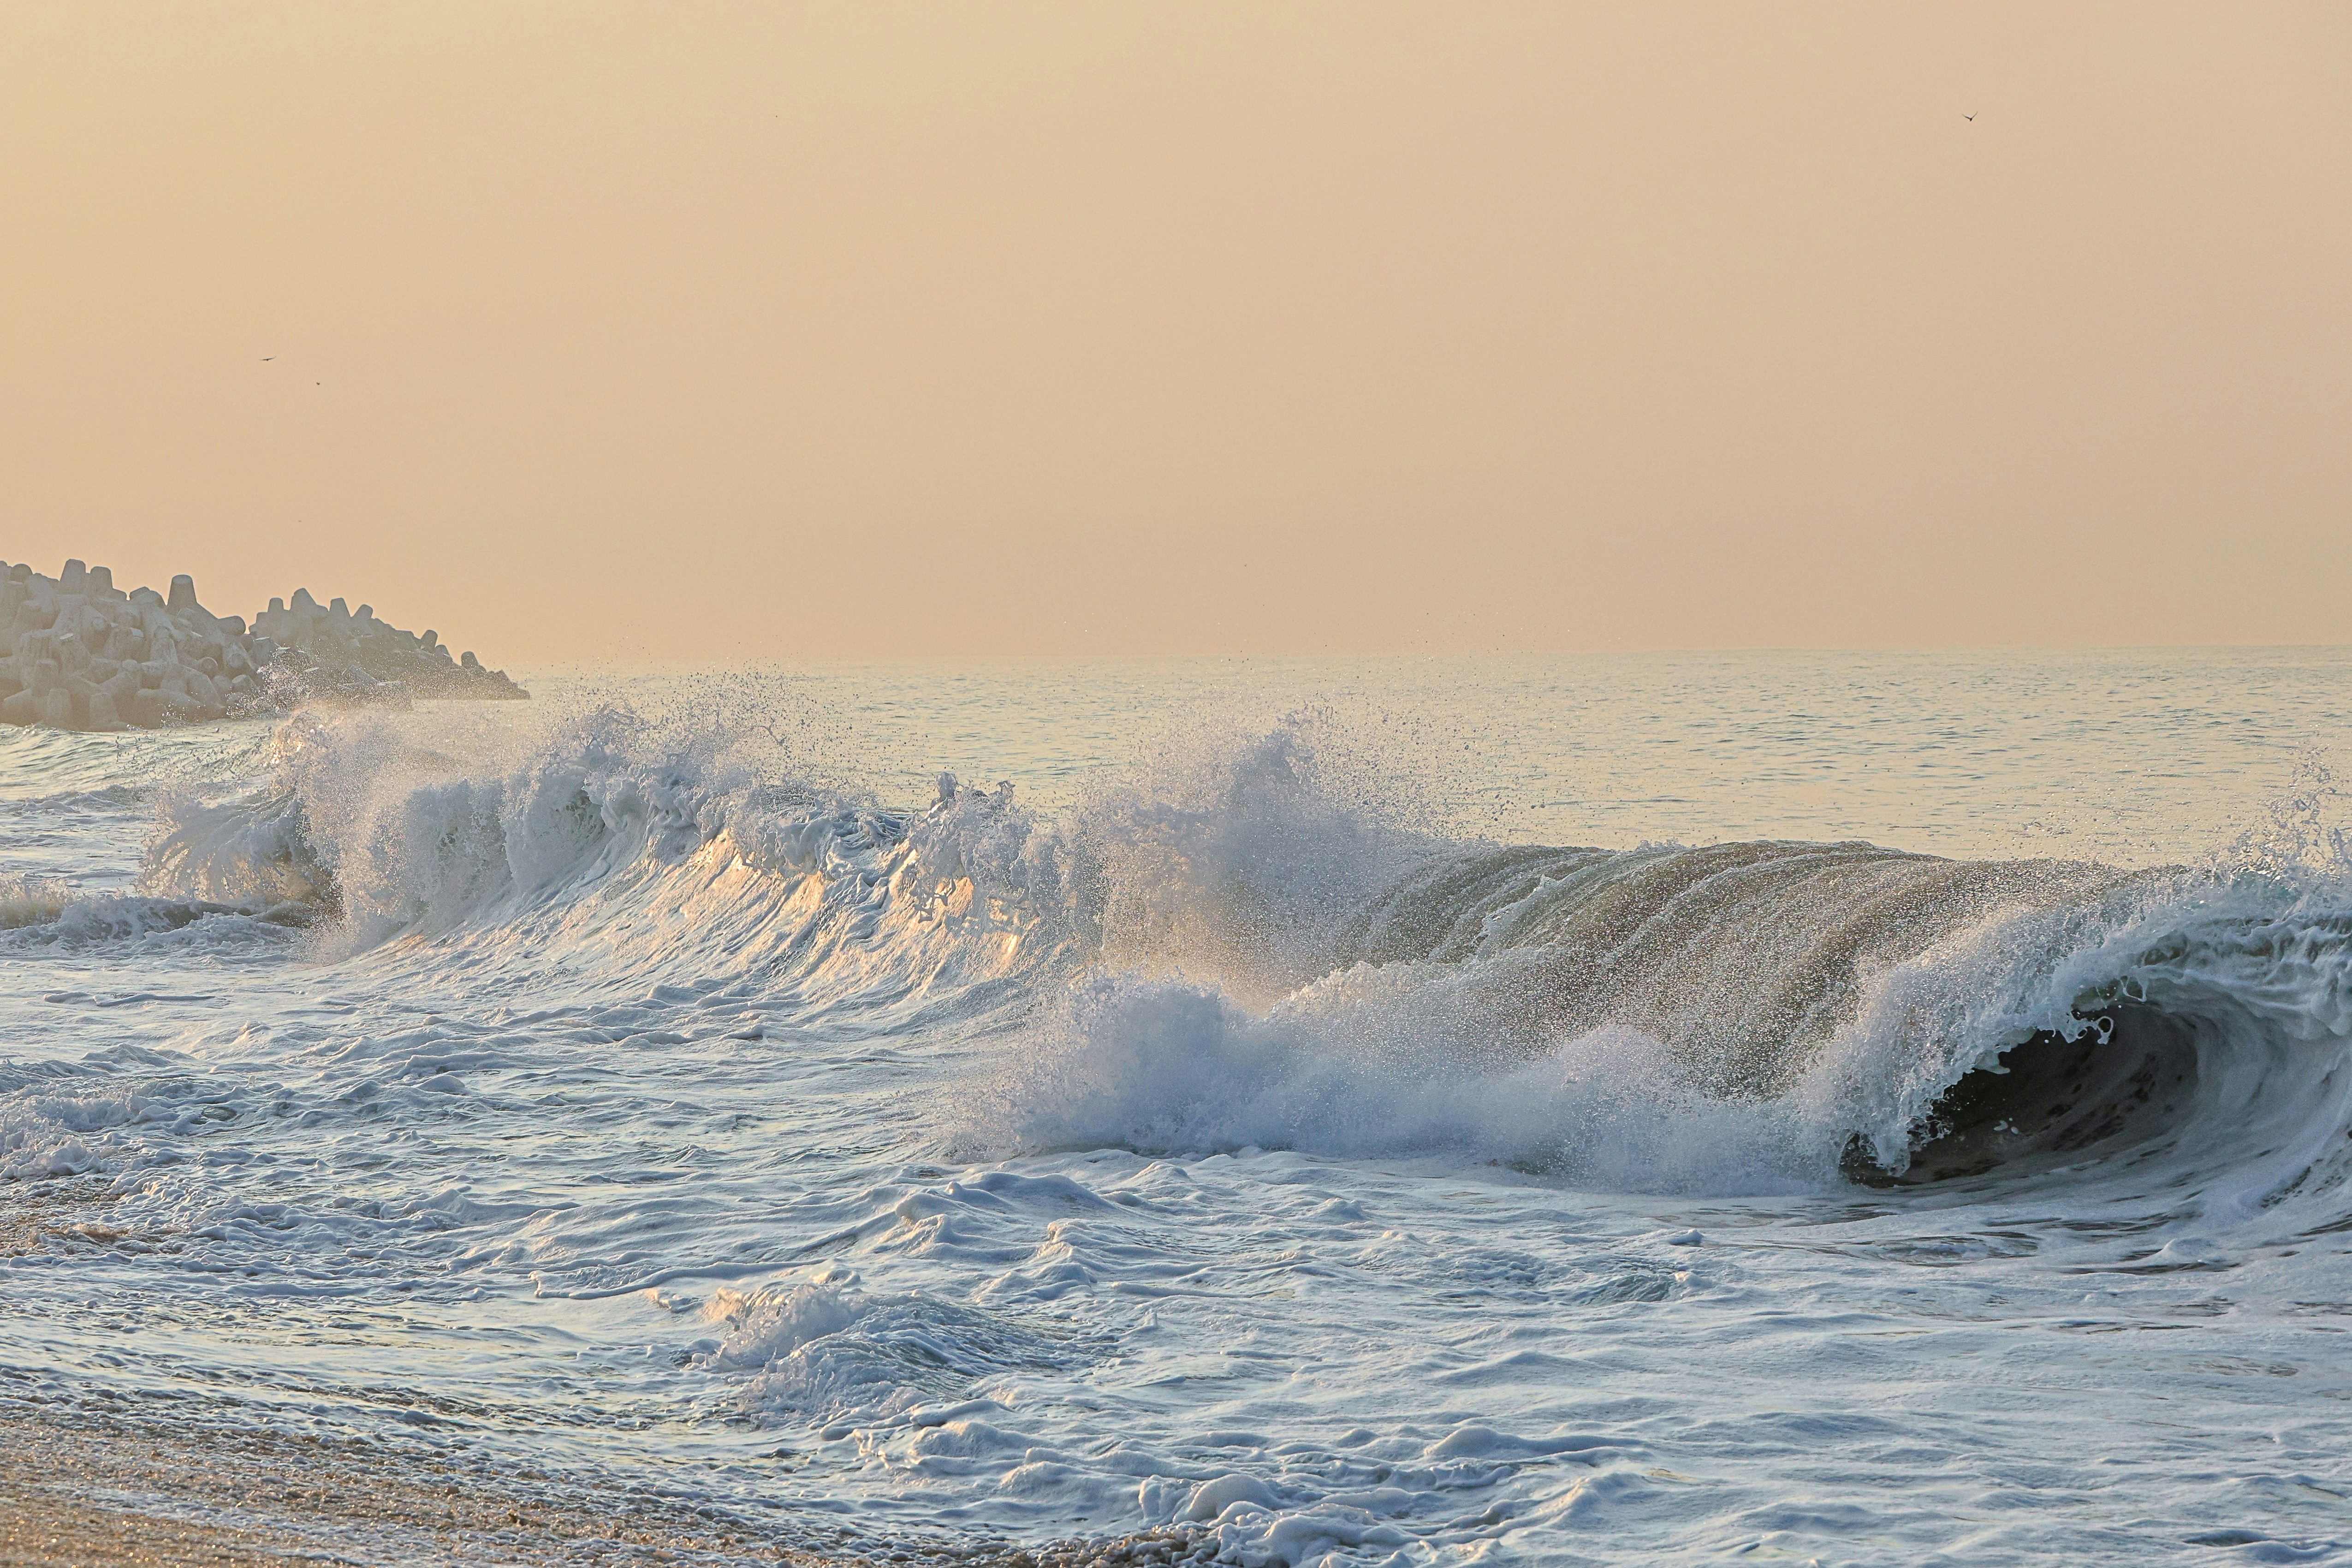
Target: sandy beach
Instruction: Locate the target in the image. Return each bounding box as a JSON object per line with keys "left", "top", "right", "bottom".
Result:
{"left": 0, "top": 1401, "right": 860, "bottom": 1566}
{"left": 0, "top": 1401, "right": 1202, "bottom": 1567}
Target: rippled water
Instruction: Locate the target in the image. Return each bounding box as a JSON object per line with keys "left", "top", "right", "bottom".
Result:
{"left": 5, "top": 649, "right": 2352, "bottom": 1565}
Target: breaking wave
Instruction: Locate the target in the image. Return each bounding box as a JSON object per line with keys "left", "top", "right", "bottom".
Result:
{"left": 30, "top": 704, "right": 2352, "bottom": 1214}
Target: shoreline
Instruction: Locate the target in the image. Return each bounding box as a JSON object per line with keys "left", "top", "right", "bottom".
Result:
{"left": 0, "top": 1400, "right": 852, "bottom": 1566}
{"left": 0, "top": 1181, "right": 830, "bottom": 1565}
{"left": 1, "top": 1186, "right": 1199, "bottom": 1568}
{"left": 0, "top": 1400, "right": 1206, "bottom": 1566}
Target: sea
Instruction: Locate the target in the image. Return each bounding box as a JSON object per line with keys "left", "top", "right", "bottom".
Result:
{"left": 5, "top": 648, "right": 2352, "bottom": 1565}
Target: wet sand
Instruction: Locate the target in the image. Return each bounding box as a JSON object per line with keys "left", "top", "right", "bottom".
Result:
{"left": 0, "top": 1405, "right": 1208, "bottom": 1566}
{"left": 0, "top": 1403, "right": 850, "bottom": 1566}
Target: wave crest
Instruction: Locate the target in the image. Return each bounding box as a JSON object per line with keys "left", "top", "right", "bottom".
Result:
{"left": 87, "top": 706, "right": 2352, "bottom": 1211}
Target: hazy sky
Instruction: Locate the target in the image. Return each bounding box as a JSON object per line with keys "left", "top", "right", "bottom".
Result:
{"left": 4, "top": 4, "right": 2346, "bottom": 659}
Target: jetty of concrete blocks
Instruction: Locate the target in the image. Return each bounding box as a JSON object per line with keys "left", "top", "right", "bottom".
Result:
{"left": 0, "top": 557, "right": 526, "bottom": 731}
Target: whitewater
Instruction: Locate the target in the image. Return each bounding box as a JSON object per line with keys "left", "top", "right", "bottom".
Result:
{"left": 6, "top": 649, "right": 2352, "bottom": 1566}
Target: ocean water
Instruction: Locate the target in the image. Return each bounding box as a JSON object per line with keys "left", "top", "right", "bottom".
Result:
{"left": 5, "top": 648, "right": 2352, "bottom": 1565}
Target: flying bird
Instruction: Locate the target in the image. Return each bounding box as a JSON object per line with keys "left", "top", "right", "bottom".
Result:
{"left": 1963, "top": 113, "right": 1976, "bottom": 122}
{"left": 261, "top": 356, "right": 275, "bottom": 361}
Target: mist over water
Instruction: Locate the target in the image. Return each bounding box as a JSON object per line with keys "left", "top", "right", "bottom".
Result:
{"left": 6, "top": 649, "right": 2352, "bottom": 1565}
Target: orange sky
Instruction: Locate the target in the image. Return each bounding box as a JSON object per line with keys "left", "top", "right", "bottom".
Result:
{"left": 3, "top": 4, "right": 2346, "bottom": 659}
